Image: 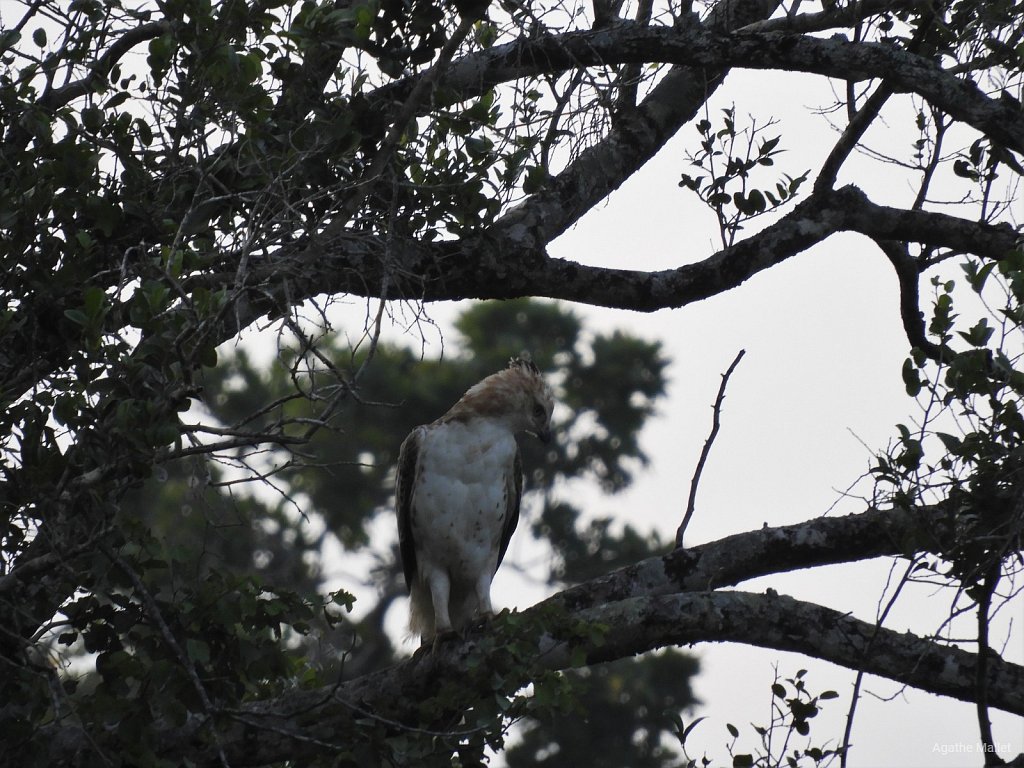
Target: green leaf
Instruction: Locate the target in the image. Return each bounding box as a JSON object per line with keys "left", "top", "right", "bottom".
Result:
{"left": 135, "top": 118, "right": 153, "bottom": 146}
{"left": 733, "top": 755, "right": 754, "bottom": 768}
{"left": 938, "top": 431, "right": 964, "bottom": 454}
{"left": 902, "top": 358, "right": 922, "bottom": 397}
{"left": 64, "top": 308, "right": 89, "bottom": 327}
{"left": 962, "top": 258, "right": 997, "bottom": 293}
{"left": 83, "top": 286, "right": 106, "bottom": 319}
{"left": 726, "top": 722, "right": 739, "bottom": 738}
{"left": 33, "top": 27, "right": 46, "bottom": 47}
{"left": 957, "top": 318, "right": 993, "bottom": 347}
{"left": 198, "top": 344, "right": 218, "bottom": 368}
{"left": 677, "top": 716, "right": 706, "bottom": 746}
{"left": 953, "top": 158, "right": 978, "bottom": 180}
{"left": 75, "top": 231, "right": 94, "bottom": 250}
{"left": 82, "top": 106, "right": 103, "bottom": 132}
{"left": 186, "top": 638, "right": 210, "bottom": 665}
{"left": 0, "top": 30, "right": 21, "bottom": 54}
{"left": 105, "top": 91, "right": 130, "bottom": 110}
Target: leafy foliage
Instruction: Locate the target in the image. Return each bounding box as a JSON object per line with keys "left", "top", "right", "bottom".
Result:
{"left": 678, "top": 108, "right": 808, "bottom": 246}
{"left": 721, "top": 669, "right": 841, "bottom": 768}
{"left": 876, "top": 249, "right": 1024, "bottom": 596}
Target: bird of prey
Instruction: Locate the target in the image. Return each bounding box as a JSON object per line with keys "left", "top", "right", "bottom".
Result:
{"left": 396, "top": 357, "right": 555, "bottom": 644}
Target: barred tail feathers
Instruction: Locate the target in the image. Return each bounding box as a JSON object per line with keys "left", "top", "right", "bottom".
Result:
{"left": 408, "top": 579, "right": 436, "bottom": 642}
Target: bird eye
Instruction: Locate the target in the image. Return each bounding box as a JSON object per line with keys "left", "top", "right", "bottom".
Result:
{"left": 532, "top": 402, "right": 545, "bottom": 419}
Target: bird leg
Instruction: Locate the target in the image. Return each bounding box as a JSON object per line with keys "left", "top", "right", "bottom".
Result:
{"left": 426, "top": 570, "right": 454, "bottom": 636}
{"left": 474, "top": 573, "right": 494, "bottom": 616}
{"left": 468, "top": 574, "right": 497, "bottom": 631}
{"left": 422, "top": 570, "right": 458, "bottom": 653}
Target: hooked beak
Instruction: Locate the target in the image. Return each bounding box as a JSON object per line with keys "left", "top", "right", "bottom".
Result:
{"left": 536, "top": 427, "right": 552, "bottom": 444}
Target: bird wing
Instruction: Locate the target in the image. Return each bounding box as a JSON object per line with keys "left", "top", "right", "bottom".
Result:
{"left": 395, "top": 426, "right": 423, "bottom": 592}
{"left": 496, "top": 444, "right": 523, "bottom": 571}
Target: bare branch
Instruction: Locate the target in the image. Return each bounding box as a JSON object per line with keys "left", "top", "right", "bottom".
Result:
{"left": 814, "top": 82, "right": 894, "bottom": 194}
{"left": 840, "top": 557, "right": 919, "bottom": 768}
{"left": 676, "top": 349, "right": 745, "bottom": 548}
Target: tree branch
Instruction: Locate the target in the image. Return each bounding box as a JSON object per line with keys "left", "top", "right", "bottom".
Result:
{"left": 738, "top": 0, "right": 918, "bottom": 34}
{"left": 487, "top": 0, "right": 781, "bottom": 250}
{"left": 384, "top": 21, "right": 1024, "bottom": 154}
{"left": 565, "top": 590, "right": 1024, "bottom": 716}
{"left": 244, "top": 184, "right": 1018, "bottom": 317}
{"left": 3, "top": 186, "right": 1015, "bottom": 654}
{"left": 27, "top": 491, "right": 1024, "bottom": 764}
{"left": 676, "top": 349, "right": 745, "bottom": 547}
{"left": 814, "top": 81, "right": 894, "bottom": 194}
{"left": 874, "top": 239, "right": 950, "bottom": 361}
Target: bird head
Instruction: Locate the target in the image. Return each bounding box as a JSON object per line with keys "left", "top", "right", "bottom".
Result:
{"left": 506, "top": 357, "right": 554, "bottom": 442}
{"left": 452, "top": 356, "right": 555, "bottom": 442}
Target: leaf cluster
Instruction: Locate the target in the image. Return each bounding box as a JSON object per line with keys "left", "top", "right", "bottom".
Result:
{"left": 679, "top": 669, "right": 841, "bottom": 768}
{"left": 679, "top": 108, "right": 808, "bottom": 246}
{"left": 876, "top": 248, "right": 1024, "bottom": 594}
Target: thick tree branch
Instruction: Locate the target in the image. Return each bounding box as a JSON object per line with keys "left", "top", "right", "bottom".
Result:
{"left": 223, "top": 184, "right": 1018, "bottom": 320}
{"left": 738, "top": 0, "right": 918, "bottom": 34}
{"left": 549, "top": 499, "right": 957, "bottom": 613}
{"left": 312, "top": 14, "right": 1024, "bottom": 272}
{"left": 32, "top": 499, "right": 1023, "bottom": 767}
{"left": 566, "top": 590, "right": 1024, "bottom": 715}
{"left": 385, "top": 21, "right": 1024, "bottom": 155}
{"left": 488, "top": 0, "right": 781, "bottom": 250}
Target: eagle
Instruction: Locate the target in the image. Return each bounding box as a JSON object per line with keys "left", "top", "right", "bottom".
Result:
{"left": 396, "top": 357, "right": 555, "bottom": 644}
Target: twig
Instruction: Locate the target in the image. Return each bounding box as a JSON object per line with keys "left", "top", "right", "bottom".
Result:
{"left": 976, "top": 563, "right": 1002, "bottom": 766}
{"left": 675, "top": 349, "right": 745, "bottom": 549}
{"left": 840, "top": 557, "right": 917, "bottom": 768}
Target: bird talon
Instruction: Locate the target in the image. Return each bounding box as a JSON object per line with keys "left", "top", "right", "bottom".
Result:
{"left": 428, "top": 628, "right": 460, "bottom": 653}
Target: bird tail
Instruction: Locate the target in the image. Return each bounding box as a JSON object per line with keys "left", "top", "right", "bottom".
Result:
{"left": 408, "top": 580, "right": 435, "bottom": 643}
